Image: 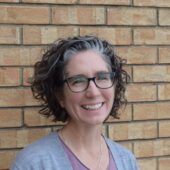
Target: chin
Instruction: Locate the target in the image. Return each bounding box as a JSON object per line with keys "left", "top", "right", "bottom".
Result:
{"left": 82, "top": 116, "right": 106, "bottom": 126}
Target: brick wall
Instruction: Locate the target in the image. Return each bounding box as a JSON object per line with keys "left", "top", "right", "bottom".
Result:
{"left": 0, "top": 0, "right": 170, "bottom": 170}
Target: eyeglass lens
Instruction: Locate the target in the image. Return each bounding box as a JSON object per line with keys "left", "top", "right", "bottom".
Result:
{"left": 66, "top": 72, "right": 115, "bottom": 92}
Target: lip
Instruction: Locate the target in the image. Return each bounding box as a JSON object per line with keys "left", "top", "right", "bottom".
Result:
{"left": 81, "top": 102, "right": 104, "bottom": 110}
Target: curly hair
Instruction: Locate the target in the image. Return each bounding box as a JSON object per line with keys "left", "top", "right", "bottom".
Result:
{"left": 31, "top": 35, "right": 129, "bottom": 122}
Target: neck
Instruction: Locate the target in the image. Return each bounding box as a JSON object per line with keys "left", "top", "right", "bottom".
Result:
{"left": 60, "top": 120, "right": 102, "bottom": 149}
{"left": 59, "top": 121, "right": 107, "bottom": 170}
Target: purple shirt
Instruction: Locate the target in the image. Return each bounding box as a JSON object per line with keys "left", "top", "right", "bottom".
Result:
{"left": 59, "top": 136, "right": 117, "bottom": 170}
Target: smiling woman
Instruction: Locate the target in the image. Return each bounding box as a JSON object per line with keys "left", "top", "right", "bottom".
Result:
{"left": 58, "top": 50, "right": 115, "bottom": 126}
{"left": 10, "top": 36, "right": 139, "bottom": 170}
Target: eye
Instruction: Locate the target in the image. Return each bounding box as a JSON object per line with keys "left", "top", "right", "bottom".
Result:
{"left": 68, "top": 76, "right": 87, "bottom": 86}
{"left": 96, "top": 72, "right": 110, "bottom": 81}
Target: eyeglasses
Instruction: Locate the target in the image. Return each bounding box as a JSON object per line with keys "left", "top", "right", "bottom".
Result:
{"left": 63, "top": 72, "right": 116, "bottom": 93}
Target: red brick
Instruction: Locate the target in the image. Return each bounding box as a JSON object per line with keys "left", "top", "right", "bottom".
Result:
{"left": 107, "top": 7, "right": 156, "bottom": 25}
{"left": 23, "top": 0, "right": 77, "bottom": 3}
{"left": 134, "top": 28, "right": 170, "bottom": 45}
{"left": 80, "top": 27, "right": 132, "bottom": 45}
{"left": 0, "top": 88, "right": 38, "bottom": 107}
{"left": 0, "top": 26, "right": 20, "bottom": 44}
{"left": 17, "top": 128, "right": 51, "bottom": 148}
{"left": 116, "top": 46, "right": 157, "bottom": 64}
{"left": 23, "top": 26, "right": 78, "bottom": 44}
{"left": 133, "top": 102, "right": 170, "bottom": 120}
{"left": 138, "top": 158, "right": 157, "bottom": 170}
{"left": 107, "top": 104, "right": 132, "bottom": 122}
{"left": 108, "top": 122, "right": 157, "bottom": 141}
{"left": 79, "top": 0, "right": 130, "bottom": 5}
{"left": 0, "top": 67, "right": 20, "bottom": 86}
{"left": 24, "top": 108, "right": 57, "bottom": 126}
{"left": 159, "top": 9, "right": 170, "bottom": 26}
{"left": 126, "top": 84, "right": 157, "bottom": 102}
{"left": 159, "top": 47, "right": 170, "bottom": 63}
{"left": 133, "top": 65, "right": 170, "bottom": 82}
{"left": 0, "top": 47, "right": 42, "bottom": 66}
{"left": 159, "top": 158, "right": 170, "bottom": 170}
{"left": 0, "top": 0, "right": 18, "bottom": 2}
{"left": 123, "top": 66, "right": 132, "bottom": 79}
{"left": 0, "top": 5, "right": 49, "bottom": 24}
{"left": 23, "top": 67, "right": 33, "bottom": 86}
{"left": 159, "top": 121, "right": 170, "bottom": 137}
{"left": 124, "top": 143, "right": 133, "bottom": 152}
{"left": 0, "top": 109, "right": 22, "bottom": 127}
{"left": 134, "top": 0, "right": 170, "bottom": 7}
{"left": 158, "top": 84, "right": 170, "bottom": 100}
{"left": 134, "top": 139, "right": 170, "bottom": 158}
{"left": 0, "top": 128, "right": 51, "bottom": 148}
{"left": 0, "top": 150, "right": 18, "bottom": 169}
{"left": 52, "top": 6, "right": 105, "bottom": 25}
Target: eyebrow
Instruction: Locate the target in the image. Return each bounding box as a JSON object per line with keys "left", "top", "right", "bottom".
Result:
{"left": 65, "top": 70, "right": 111, "bottom": 78}
{"left": 65, "top": 73, "right": 85, "bottom": 79}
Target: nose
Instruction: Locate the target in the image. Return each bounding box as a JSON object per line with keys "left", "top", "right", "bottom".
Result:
{"left": 85, "top": 80, "right": 101, "bottom": 97}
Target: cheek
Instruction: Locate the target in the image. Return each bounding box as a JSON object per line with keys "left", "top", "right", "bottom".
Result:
{"left": 105, "top": 88, "right": 115, "bottom": 108}
{"left": 107, "top": 87, "right": 115, "bottom": 99}
{"left": 62, "top": 89, "right": 81, "bottom": 109}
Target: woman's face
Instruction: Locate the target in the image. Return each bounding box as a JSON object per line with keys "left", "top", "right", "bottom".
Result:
{"left": 59, "top": 50, "right": 115, "bottom": 126}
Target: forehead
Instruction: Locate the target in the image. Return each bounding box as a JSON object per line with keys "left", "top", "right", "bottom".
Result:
{"left": 64, "top": 50, "right": 110, "bottom": 76}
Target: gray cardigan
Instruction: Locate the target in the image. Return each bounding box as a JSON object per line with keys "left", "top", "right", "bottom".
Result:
{"left": 10, "top": 132, "right": 139, "bottom": 170}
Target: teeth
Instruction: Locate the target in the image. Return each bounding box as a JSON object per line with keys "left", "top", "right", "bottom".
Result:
{"left": 82, "top": 103, "right": 103, "bottom": 110}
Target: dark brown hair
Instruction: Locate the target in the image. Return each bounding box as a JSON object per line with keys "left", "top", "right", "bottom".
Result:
{"left": 31, "top": 35, "right": 129, "bottom": 122}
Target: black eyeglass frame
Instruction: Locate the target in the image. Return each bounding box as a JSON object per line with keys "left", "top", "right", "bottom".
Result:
{"left": 63, "top": 72, "right": 116, "bottom": 93}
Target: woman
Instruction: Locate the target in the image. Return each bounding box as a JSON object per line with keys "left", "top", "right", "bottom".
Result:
{"left": 11, "top": 36, "right": 139, "bottom": 170}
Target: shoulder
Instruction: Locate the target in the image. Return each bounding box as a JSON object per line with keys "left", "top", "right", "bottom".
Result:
{"left": 10, "top": 132, "right": 63, "bottom": 170}
{"left": 16, "top": 132, "right": 59, "bottom": 158}
{"left": 105, "top": 138, "right": 139, "bottom": 170}
{"left": 107, "top": 138, "right": 134, "bottom": 157}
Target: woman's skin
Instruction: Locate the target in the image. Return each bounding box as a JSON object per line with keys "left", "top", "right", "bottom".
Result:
{"left": 58, "top": 50, "right": 115, "bottom": 169}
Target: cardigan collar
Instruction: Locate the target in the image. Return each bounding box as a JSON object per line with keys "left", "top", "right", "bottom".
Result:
{"left": 55, "top": 132, "right": 124, "bottom": 170}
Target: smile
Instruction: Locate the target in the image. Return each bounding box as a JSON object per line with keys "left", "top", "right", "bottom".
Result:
{"left": 81, "top": 102, "right": 104, "bottom": 110}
